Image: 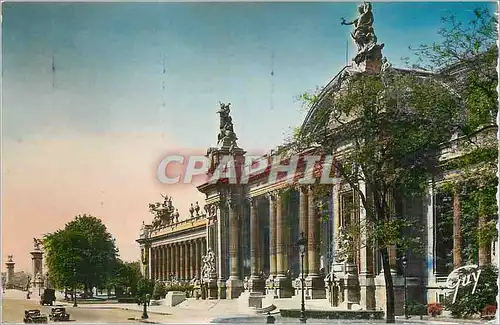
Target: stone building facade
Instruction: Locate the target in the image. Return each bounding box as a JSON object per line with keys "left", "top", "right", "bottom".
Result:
{"left": 136, "top": 201, "right": 208, "bottom": 282}
{"left": 136, "top": 1, "right": 496, "bottom": 315}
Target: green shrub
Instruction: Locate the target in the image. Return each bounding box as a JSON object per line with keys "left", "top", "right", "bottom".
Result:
{"left": 166, "top": 283, "right": 194, "bottom": 295}
{"left": 443, "top": 264, "right": 498, "bottom": 318}
{"left": 152, "top": 281, "right": 167, "bottom": 300}
{"left": 408, "top": 303, "right": 427, "bottom": 316}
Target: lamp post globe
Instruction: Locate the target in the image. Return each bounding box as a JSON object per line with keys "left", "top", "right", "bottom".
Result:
{"left": 296, "top": 232, "right": 307, "bottom": 324}
{"left": 401, "top": 254, "right": 408, "bottom": 319}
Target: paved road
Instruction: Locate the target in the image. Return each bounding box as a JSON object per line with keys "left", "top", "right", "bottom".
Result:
{"left": 3, "top": 298, "right": 143, "bottom": 323}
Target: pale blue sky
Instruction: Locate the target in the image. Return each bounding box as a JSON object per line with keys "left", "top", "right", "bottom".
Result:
{"left": 3, "top": 2, "right": 496, "bottom": 151}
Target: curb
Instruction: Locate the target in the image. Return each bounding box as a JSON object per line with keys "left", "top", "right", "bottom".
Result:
{"left": 130, "top": 318, "right": 161, "bottom": 324}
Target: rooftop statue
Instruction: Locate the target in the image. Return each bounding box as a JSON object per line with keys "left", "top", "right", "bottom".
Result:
{"left": 341, "top": 1, "right": 384, "bottom": 64}
{"left": 150, "top": 194, "right": 177, "bottom": 229}
{"left": 216, "top": 102, "right": 238, "bottom": 148}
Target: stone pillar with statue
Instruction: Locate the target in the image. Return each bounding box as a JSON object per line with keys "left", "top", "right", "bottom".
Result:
{"left": 201, "top": 248, "right": 218, "bottom": 299}
{"left": 5, "top": 255, "right": 15, "bottom": 289}
{"left": 30, "top": 238, "right": 45, "bottom": 296}
{"left": 336, "top": 227, "right": 361, "bottom": 310}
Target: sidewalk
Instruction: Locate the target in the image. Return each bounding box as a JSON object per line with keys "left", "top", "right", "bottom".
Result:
{"left": 71, "top": 298, "right": 257, "bottom": 324}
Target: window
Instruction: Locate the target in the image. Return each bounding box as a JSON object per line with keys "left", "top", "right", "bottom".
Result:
{"left": 434, "top": 191, "right": 454, "bottom": 276}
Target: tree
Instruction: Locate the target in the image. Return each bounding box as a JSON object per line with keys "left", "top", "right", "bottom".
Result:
{"left": 106, "top": 260, "right": 142, "bottom": 297}
{"left": 43, "top": 214, "right": 118, "bottom": 295}
{"left": 409, "top": 8, "right": 497, "bottom": 267}
{"left": 136, "top": 278, "right": 155, "bottom": 303}
{"left": 294, "top": 69, "right": 460, "bottom": 323}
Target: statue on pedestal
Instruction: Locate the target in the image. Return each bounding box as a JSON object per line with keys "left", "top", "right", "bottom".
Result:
{"left": 201, "top": 249, "right": 216, "bottom": 281}
{"left": 216, "top": 102, "right": 238, "bottom": 148}
{"left": 341, "top": 1, "right": 384, "bottom": 64}
{"left": 33, "top": 238, "right": 43, "bottom": 250}
{"left": 7, "top": 255, "right": 13, "bottom": 263}
{"left": 336, "top": 227, "right": 354, "bottom": 263}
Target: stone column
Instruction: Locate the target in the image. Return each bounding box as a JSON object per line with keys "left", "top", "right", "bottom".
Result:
{"left": 358, "top": 180, "right": 375, "bottom": 309}
{"left": 30, "top": 248, "right": 44, "bottom": 293}
{"left": 156, "top": 247, "right": 161, "bottom": 281}
{"left": 150, "top": 248, "right": 155, "bottom": 281}
{"left": 175, "top": 243, "right": 180, "bottom": 280}
{"left": 166, "top": 245, "right": 171, "bottom": 280}
{"left": 248, "top": 197, "right": 265, "bottom": 293}
{"left": 5, "top": 257, "right": 15, "bottom": 289}
{"left": 184, "top": 242, "right": 190, "bottom": 281}
{"left": 306, "top": 186, "right": 325, "bottom": 299}
{"left": 190, "top": 240, "right": 195, "bottom": 280}
{"left": 180, "top": 243, "right": 185, "bottom": 280}
{"left": 147, "top": 245, "right": 152, "bottom": 280}
{"left": 226, "top": 197, "right": 243, "bottom": 299}
{"left": 299, "top": 187, "right": 309, "bottom": 276}
{"left": 195, "top": 239, "right": 200, "bottom": 278}
{"left": 216, "top": 202, "right": 227, "bottom": 299}
{"left": 452, "top": 190, "right": 462, "bottom": 268}
{"left": 275, "top": 191, "right": 293, "bottom": 298}
{"left": 161, "top": 246, "right": 166, "bottom": 281}
{"left": 268, "top": 192, "right": 277, "bottom": 278}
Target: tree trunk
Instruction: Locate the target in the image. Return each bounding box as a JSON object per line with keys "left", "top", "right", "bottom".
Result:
{"left": 380, "top": 247, "right": 396, "bottom": 323}
{"left": 452, "top": 189, "right": 462, "bottom": 268}
{"left": 478, "top": 213, "right": 491, "bottom": 266}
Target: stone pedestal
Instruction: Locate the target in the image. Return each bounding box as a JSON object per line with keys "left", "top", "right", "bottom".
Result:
{"left": 341, "top": 262, "right": 360, "bottom": 310}
{"left": 265, "top": 276, "right": 277, "bottom": 298}
{"left": 359, "top": 273, "right": 376, "bottom": 310}
{"left": 217, "top": 279, "right": 227, "bottom": 299}
{"left": 306, "top": 276, "right": 326, "bottom": 299}
{"left": 30, "top": 249, "right": 43, "bottom": 284}
{"left": 248, "top": 277, "right": 265, "bottom": 294}
{"left": 206, "top": 278, "right": 218, "bottom": 299}
{"left": 30, "top": 250, "right": 43, "bottom": 289}
{"left": 274, "top": 276, "right": 293, "bottom": 298}
{"left": 164, "top": 291, "right": 186, "bottom": 307}
{"left": 226, "top": 277, "right": 244, "bottom": 299}
{"left": 5, "top": 259, "right": 15, "bottom": 289}
{"left": 356, "top": 59, "right": 382, "bottom": 73}
{"left": 375, "top": 271, "right": 422, "bottom": 316}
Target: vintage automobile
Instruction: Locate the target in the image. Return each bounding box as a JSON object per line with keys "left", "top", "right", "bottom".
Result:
{"left": 49, "top": 307, "right": 70, "bottom": 322}
{"left": 23, "top": 309, "right": 48, "bottom": 323}
{"left": 39, "top": 288, "right": 56, "bottom": 306}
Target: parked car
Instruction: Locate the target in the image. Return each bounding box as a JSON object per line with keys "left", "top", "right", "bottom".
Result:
{"left": 49, "top": 307, "right": 70, "bottom": 322}
{"left": 23, "top": 310, "right": 48, "bottom": 323}
{"left": 39, "top": 288, "right": 56, "bottom": 306}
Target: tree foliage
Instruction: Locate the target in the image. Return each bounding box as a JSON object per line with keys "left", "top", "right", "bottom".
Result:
{"left": 443, "top": 264, "right": 498, "bottom": 318}
{"left": 411, "top": 7, "right": 498, "bottom": 269}
{"left": 295, "top": 69, "right": 460, "bottom": 323}
{"left": 408, "top": 8, "right": 497, "bottom": 132}
{"left": 106, "top": 260, "right": 142, "bottom": 297}
{"left": 136, "top": 278, "right": 155, "bottom": 302}
{"left": 43, "top": 214, "right": 118, "bottom": 293}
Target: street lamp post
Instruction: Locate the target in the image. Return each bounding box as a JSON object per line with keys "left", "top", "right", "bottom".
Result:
{"left": 401, "top": 254, "right": 408, "bottom": 319}
{"left": 72, "top": 268, "right": 77, "bottom": 307}
{"left": 297, "top": 232, "right": 307, "bottom": 324}
{"left": 141, "top": 293, "right": 150, "bottom": 319}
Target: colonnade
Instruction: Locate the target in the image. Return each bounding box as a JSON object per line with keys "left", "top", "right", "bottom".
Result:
{"left": 226, "top": 186, "right": 326, "bottom": 299}
{"left": 150, "top": 237, "right": 207, "bottom": 281}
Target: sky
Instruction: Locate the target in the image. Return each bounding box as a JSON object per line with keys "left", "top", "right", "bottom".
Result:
{"left": 2, "top": 1, "right": 496, "bottom": 273}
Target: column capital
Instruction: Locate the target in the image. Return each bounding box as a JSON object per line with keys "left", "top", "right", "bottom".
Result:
{"left": 266, "top": 190, "right": 284, "bottom": 201}
{"left": 246, "top": 196, "right": 262, "bottom": 207}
